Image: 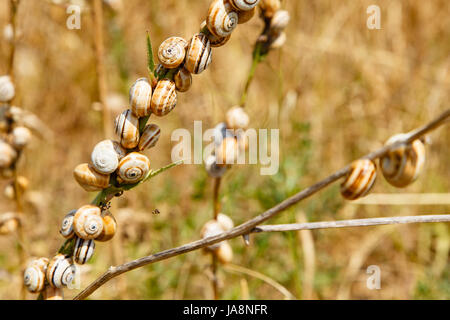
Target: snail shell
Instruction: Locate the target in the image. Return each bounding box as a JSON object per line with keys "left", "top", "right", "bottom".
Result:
{"left": 207, "top": 0, "right": 239, "bottom": 38}
{"left": 138, "top": 124, "right": 161, "bottom": 151}
{"left": 185, "top": 33, "right": 212, "bottom": 74}
{"left": 0, "top": 140, "right": 17, "bottom": 168}
{"left": 73, "top": 237, "right": 95, "bottom": 264}
{"left": 3, "top": 175, "right": 29, "bottom": 200}
{"left": 46, "top": 254, "right": 76, "bottom": 289}
{"left": 226, "top": 106, "right": 250, "bottom": 130}
{"left": 60, "top": 209, "right": 76, "bottom": 239}
{"left": 217, "top": 213, "right": 234, "bottom": 231}
{"left": 174, "top": 67, "right": 193, "bottom": 92}
{"left": 0, "top": 212, "right": 19, "bottom": 235}
{"left": 341, "top": 159, "right": 377, "bottom": 200}
{"left": 129, "top": 78, "right": 153, "bottom": 118}
{"left": 259, "top": 0, "right": 281, "bottom": 18}
{"left": 201, "top": 220, "right": 225, "bottom": 250}
{"left": 117, "top": 152, "right": 150, "bottom": 184}
{"left": 43, "top": 286, "right": 64, "bottom": 300}
{"left": 73, "top": 163, "right": 110, "bottom": 192}
{"left": 205, "top": 154, "right": 227, "bottom": 178}
{"left": 237, "top": 7, "right": 256, "bottom": 24}
{"left": 150, "top": 79, "right": 177, "bottom": 117}
{"left": 73, "top": 205, "right": 104, "bottom": 240}
{"left": 23, "top": 257, "right": 49, "bottom": 293}
{"left": 91, "top": 140, "right": 126, "bottom": 175}
{"left": 10, "top": 126, "right": 32, "bottom": 149}
{"left": 114, "top": 109, "right": 140, "bottom": 149}
{"left": 380, "top": 134, "right": 426, "bottom": 188}
{"left": 0, "top": 75, "right": 15, "bottom": 102}
{"left": 158, "top": 37, "right": 188, "bottom": 69}
{"left": 201, "top": 20, "right": 230, "bottom": 47}
{"left": 215, "top": 136, "right": 239, "bottom": 167}
{"left": 270, "top": 10, "right": 290, "bottom": 32}
{"left": 96, "top": 211, "right": 117, "bottom": 242}
{"left": 215, "top": 241, "right": 233, "bottom": 264}
{"left": 229, "top": 0, "right": 259, "bottom": 11}
{"left": 270, "top": 31, "right": 287, "bottom": 49}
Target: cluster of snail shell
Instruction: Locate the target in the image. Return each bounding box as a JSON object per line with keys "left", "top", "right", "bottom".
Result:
{"left": 258, "top": 0, "right": 290, "bottom": 50}
{"left": 340, "top": 135, "right": 426, "bottom": 201}
{"left": 201, "top": 213, "right": 234, "bottom": 264}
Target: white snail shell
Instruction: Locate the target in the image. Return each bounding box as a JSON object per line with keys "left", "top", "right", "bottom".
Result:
{"left": 150, "top": 79, "right": 177, "bottom": 117}
{"left": 229, "top": 0, "right": 259, "bottom": 11}
{"left": 0, "top": 75, "right": 15, "bottom": 102}
{"left": 341, "top": 159, "right": 377, "bottom": 200}
{"left": 10, "top": 126, "right": 32, "bottom": 149}
{"left": 207, "top": 0, "right": 239, "bottom": 38}
{"left": 185, "top": 33, "right": 212, "bottom": 75}
{"left": 91, "top": 139, "right": 126, "bottom": 175}
{"left": 73, "top": 205, "right": 104, "bottom": 240}
{"left": 226, "top": 106, "right": 250, "bottom": 130}
{"left": 217, "top": 213, "right": 234, "bottom": 231}
{"left": 0, "top": 212, "right": 19, "bottom": 235}
{"left": 215, "top": 241, "right": 233, "bottom": 264}
{"left": 138, "top": 124, "right": 161, "bottom": 151}
{"left": 380, "top": 134, "right": 426, "bottom": 188}
{"left": 96, "top": 211, "right": 117, "bottom": 242}
{"left": 114, "top": 109, "right": 140, "bottom": 149}
{"left": 215, "top": 136, "right": 239, "bottom": 167}
{"left": 23, "top": 257, "right": 49, "bottom": 293}
{"left": 73, "top": 163, "right": 110, "bottom": 192}
{"left": 129, "top": 78, "right": 153, "bottom": 118}
{"left": 270, "top": 10, "right": 290, "bottom": 32}
{"left": 201, "top": 220, "right": 225, "bottom": 250}
{"left": 60, "top": 209, "right": 76, "bottom": 239}
{"left": 205, "top": 154, "right": 227, "bottom": 178}
{"left": 73, "top": 237, "right": 95, "bottom": 264}
{"left": 46, "top": 254, "right": 76, "bottom": 289}
{"left": 270, "top": 31, "right": 287, "bottom": 49}
{"left": 174, "top": 67, "right": 193, "bottom": 92}
{"left": 237, "top": 7, "right": 256, "bottom": 24}
{"left": 201, "top": 20, "right": 231, "bottom": 47}
{"left": 117, "top": 152, "right": 151, "bottom": 184}
{"left": 43, "top": 286, "right": 64, "bottom": 300}
{"left": 0, "top": 140, "right": 17, "bottom": 168}
{"left": 259, "top": 0, "right": 281, "bottom": 18}
{"left": 158, "top": 37, "right": 188, "bottom": 69}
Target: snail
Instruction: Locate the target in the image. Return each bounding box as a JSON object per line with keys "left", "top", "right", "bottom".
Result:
{"left": 229, "top": 0, "right": 259, "bottom": 11}
{"left": 259, "top": 0, "right": 281, "bottom": 18}
{"left": 0, "top": 140, "right": 17, "bottom": 168}
{"left": 114, "top": 109, "right": 140, "bottom": 149}
{"left": 73, "top": 205, "right": 104, "bottom": 240}
{"left": 200, "top": 20, "right": 231, "bottom": 47}
{"left": 96, "top": 211, "right": 117, "bottom": 242}
{"left": 73, "top": 237, "right": 95, "bottom": 264}
{"left": 201, "top": 220, "right": 226, "bottom": 250}
{"left": 158, "top": 37, "right": 188, "bottom": 69}
{"left": 270, "top": 31, "right": 286, "bottom": 49}
{"left": 116, "top": 152, "right": 150, "bottom": 184}
{"left": 60, "top": 209, "right": 76, "bottom": 239}
{"left": 3, "top": 175, "right": 29, "bottom": 200}
{"left": 150, "top": 79, "right": 177, "bottom": 117}
{"left": 380, "top": 134, "right": 426, "bottom": 188}
{"left": 73, "top": 163, "right": 110, "bottom": 192}
{"left": 43, "top": 286, "right": 64, "bottom": 300}
{"left": 216, "top": 213, "right": 234, "bottom": 231}
{"left": 10, "top": 126, "right": 32, "bottom": 149}
{"left": 341, "top": 159, "right": 377, "bottom": 200}
{"left": 138, "top": 124, "right": 161, "bottom": 151}
{"left": 206, "top": 0, "right": 239, "bottom": 38}
{"left": 225, "top": 106, "right": 249, "bottom": 130}
{"left": 46, "top": 254, "right": 76, "bottom": 288}
{"left": 237, "top": 7, "right": 256, "bottom": 24}
{"left": 185, "top": 33, "right": 212, "bottom": 74}
{"left": 91, "top": 139, "right": 126, "bottom": 175}
{"left": 0, "top": 212, "right": 19, "bottom": 235}
{"left": 129, "top": 78, "right": 153, "bottom": 118}
{"left": 174, "top": 67, "right": 193, "bottom": 92}
{"left": 215, "top": 136, "right": 239, "bottom": 167}
{"left": 0, "top": 75, "right": 15, "bottom": 102}
{"left": 205, "top": 154, "right": 227, "bottom": 178}
{"left": 23, "top": 257, "right": 49, "bottom": 293}
{"left": 270, "top": 10, "right": 290, "bottom": 32}
{"left": 215, "top": 241, "right": 233, "bottom": 264}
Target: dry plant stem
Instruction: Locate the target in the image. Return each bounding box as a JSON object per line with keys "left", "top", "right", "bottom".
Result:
{"left": 213, "top": 177, "right": 221, "bottom": 219}
{"left": 211, "top": 177, "right": 221, "bottom": 299}
{"left": 8, "top": 0, "right": 19, "bottom": 77}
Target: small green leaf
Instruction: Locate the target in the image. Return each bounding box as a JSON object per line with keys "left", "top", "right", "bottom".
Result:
{"left": 146, "top": 31, "right": 155, "bottom": 74}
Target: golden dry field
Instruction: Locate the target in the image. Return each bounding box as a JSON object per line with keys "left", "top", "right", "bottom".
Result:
{"left": 0, "top": 0, "right": 449, "bottom": 300}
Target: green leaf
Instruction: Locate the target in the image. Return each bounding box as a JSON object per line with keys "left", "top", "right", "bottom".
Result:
{"left": 146, "top": 31, "right": 155, "bottom": 74}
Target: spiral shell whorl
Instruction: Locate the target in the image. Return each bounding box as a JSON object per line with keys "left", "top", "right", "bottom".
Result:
{"left": 60, "top": 210, "right": 76, "bottom": 238}
{"left": 229, "top": 0, "right": 259, "bottom": 11}
{"left": 73, "top": 205, "right": 104, "bottom": 240}
{"left": 341, "top": 159, "right": 377, "bottom": 200}
{"left": 207, "top": 0, "right": 239, "bottom": 38}
{"left": 46, "top": 254, "right": 76, "bottom": 289}
{"left": 117, "top": 152, "right": 150, "bottom": 184}
{"left": 96, "top": 211, "right": 117, "bottom": 242}
{"left": 73, "top": 163, "right": 110, "bottom": 192}
{"left": 24, "top": 258, "right": 49, "bottom": 293}
{"left": 158, "top": 37, "right": 188, "bottom": 69}
{"left": 114, "top": 109, "right": 140, "bottom": 149}
{"left": 91, "top": 140, "right": 126, "bottom": 175}
{"left": 129, "top": 78, "right": 153, "bottom": 118}
{"left": 138, "top": 124, "right": 161, "bottom": 151}
{"left": 185, "top": 34, "right": 212, "bottom": 74}
{"left": 150, "top": 79, "right": 177, "bottom": 116}
{"left": 73, "top": 237, "right": 95, "bottom": 264}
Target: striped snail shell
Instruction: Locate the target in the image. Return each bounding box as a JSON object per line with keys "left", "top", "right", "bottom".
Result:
{"left": 341, "top": 159, "right": 377, "bottom": 200}
{"left": 0, "top": 75, "right": 15, "bottom": 102}
{"left": 73, "top": 205, "right": 104, "bottom": 240}
{"left": 43, "top": 286, "right": 64, "bottom": 300}
{"left": 259, "top": 0, "right": 281, "bottom": 18}
{"left": 138, "top": 124, "right": 161, "bottom": 151}
{"left": 200, "top": 20, "right": 230, "bottom": 47}
{"left": 117, "top": 152, "right": 150, "bottom": 184}
{"left": 150, "top": 79, "right": 177, "bottom": 117}
{"left": 237, "top": 7, "right": 256, "bottom": 24}
{"left": 46, "top": 254, "right": 76, "bottom": 289}
{"left": 215, "top": 241, "right": 233, "bottom": 264}
{"left": 207, "top": 0, "right": 239, "bottom": 38}
{"left": 205, "top": 154, "right": 227, "bottom": 178}
{"left": 91, "top": 139, "right": 126, "bottom": 175}
{"left": 226, "top": 106, "right": 250, "bottom": 130}
{"left": 23, "top": 257, "right": 49, "bottom": 293}
{"left": 229, "top": 0, "right": 259, "bottom": 11}
{"left": 215, "top": 136, "right": 239, "bottom": 167}
{"left": 270, "top": 31, "right": 286, "bottom": 49}
{"left": 158, "top": 37, "right": 188, "bottom": 69}
{"left": 185, "top": 33, "right": 212, "bottom": 74}
{"left": 0, "top": 139, "right": 17, "bottom": 168}
{"left": 217, "top": 213, "right": 234, "bottom": 231}
{"left": 73, "top": 237, "right": 95, "bottom": 264}
{"left": 380, "top": 134, "right": 426, "bottom": 188}
{"left": 60, "top": 209, "right": 76, "bottom": 239}
{"left": 129, "top": 78, "right": 153, "bottom": 118}
{"left": 10, "top": 126, "right": 32, "bottom": 149}
{"left": 114, "top": 109, "right": 140, "bottom": 149}
{"left": 174, "top": 67, "right": 193, "bottom": 92}
{"left": 270, "top": 10, "right": 290, "bottom": 32}
{"left": 201, "top": 220, "right": 225, "bottom": 250}
{"left": 96, "top": 211, "right": 117, "bottom": 242}
{"left": 73, "top": 163, "right": 110, "bottom": 192}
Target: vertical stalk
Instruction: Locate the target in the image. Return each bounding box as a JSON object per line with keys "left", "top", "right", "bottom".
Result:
{"left": 211, "top": 177, "right": 222, "bottom": 299}
{"left": 239, "top": 42, "right": 263, "bottom": 108}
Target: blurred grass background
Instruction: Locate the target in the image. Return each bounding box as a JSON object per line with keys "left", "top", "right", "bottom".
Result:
{"left": 0, "top": 0, "right": 449, "bottom": 299}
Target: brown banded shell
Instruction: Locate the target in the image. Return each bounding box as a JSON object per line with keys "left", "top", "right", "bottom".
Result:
{"left": 73, "top": 237, "right": 95, "bottom": 264}
{"left": 341, "top": 159, "right": 377, "bottom": 200}
{"left": 0, "top": 75, "right": 15, "bottom": 102}
{"left": 259, "top": 0, "right": 281, "bottom": 18}
{"left": 150, "top": 79, "right": 177, "bottom": 116}
{"left": 201, "top": 20, "right": 230, "bottom": 47}
{"left": 380, "top": 134, "right": 426, "bottom": 188}
{"left": 138, "top": 124, "right": 161, "bottom": 151}
{"left": 91, "top": 140, "right": 126, "bottom": 175}
{"left": 185, "top": 34, "right": 212, "bottom": 74}
{"left": 73, "top": 163, "right": 110, "bottom": 192}
{"left": 96, "top": 211, "right": 117, "bottom": 242}
{"left": 206, "top": 0, "right": 239, "bottom": 38}
{"left": 10, "top": 126, "right": 32, "bottom": 149}
{"left": 73, "top": 205, "right": 104, "bottom": 240}
{"left": 46, "top": 254, "right": 76, "bottom": 289}
{"left": 0, "top": 140, "right": 17, "bottom": 168}
{"left": 229, "top": 0, "right": 259, "bottom": 11}
{"left": 129, "top": 78, "right": 152, "bottom": 118}
{"left": 114, "top": 109, "right": 140, "bottom": 149}
{"left": 23, "top": 257, "right": 49, "bottom": 293}
{"left": 226, "top": 106, "right": 250, "bottom": 130}
{"left": 117, "top": 152, "right": 150, "bottom": 184}
{"left": 237, "top": 7, "right": 256, "bottom": 24}
{"left": 174, "top": 68, "right": 193, "bottom": 92}
{"left": 158, "top": 37, "right": 188, "bottom": 69}
{"left": 60, "top": 210, "right": 76, "bottom": 239}
{"left": 215, "top": 136, "right": 239, "bottom": 167}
